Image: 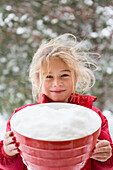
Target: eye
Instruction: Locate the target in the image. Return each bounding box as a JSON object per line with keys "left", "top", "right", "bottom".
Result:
{"left": 61, "top": 74, "right": 69, "bottom": 77}
{"left": 46, "top": 75, "right": 53, "bottom": 79}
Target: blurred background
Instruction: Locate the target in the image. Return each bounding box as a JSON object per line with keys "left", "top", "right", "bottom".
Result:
{"left": 0, "top": 0, "right": 113, "bottom": 139}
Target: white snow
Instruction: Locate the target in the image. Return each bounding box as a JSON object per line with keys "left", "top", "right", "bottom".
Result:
{"left": 90, "top": 32, "right": 98, "bottom": 38}
{"left": 10, "top": 103, "right": 101, "bottom": 141}
{"left": 106, "top": 67, "right": 112, "bottom": 75}
{"left": 16, "top": 27, "right": 26, "bottom": 35}
{"left": 0, "top": 108, "right": 113, "bottom": 141}
{"left": 5, "top": 5, "right": 12, "bottom": 11}
{"left": 103, "top": 110, "right": 113, "bottom": 140}
{"left": 84, "top": 0, "right": 93, "bottom": 6}
{"left": 0, "top": 13, "right": 4, "bottom": 26}
{"left": 0, "top": 114, "right": 7, "bottom": 140}
{"left": 101, "top": 28, "right": 111, "bottom": 37}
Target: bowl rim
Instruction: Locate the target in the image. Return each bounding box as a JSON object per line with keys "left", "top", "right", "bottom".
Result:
{"left": 12, "top": 127, "right": 101, "bottom": 143}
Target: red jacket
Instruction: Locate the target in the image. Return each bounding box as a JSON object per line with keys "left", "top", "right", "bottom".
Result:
{"left": 0, "top": 93, "right": 113, "bottom": 170}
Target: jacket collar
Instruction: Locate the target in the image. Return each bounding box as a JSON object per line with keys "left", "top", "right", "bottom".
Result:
{"left": 68, "top": 93, "right": 97, "bottom": 109}
{"left": 38, "top": 93, "right": 97, "bottom": 109}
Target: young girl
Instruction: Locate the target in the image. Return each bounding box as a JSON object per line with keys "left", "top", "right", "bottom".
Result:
{"left": 0, "top": 34, "right": 113, "bottom": 170}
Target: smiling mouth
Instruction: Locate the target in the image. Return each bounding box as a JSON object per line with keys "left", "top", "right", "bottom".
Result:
{"left": 50, "top": 90, "right": 66, "bottom": 93}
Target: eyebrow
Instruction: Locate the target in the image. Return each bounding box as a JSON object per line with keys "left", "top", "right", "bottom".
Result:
{"left": 48, "top": 70, "right": 71, "bottom": 74}
{"left": 60, "top": 70, "right": 71, "bottom": 72}
{"left": 43, "top": 70, "right": 71, "bottom": 75}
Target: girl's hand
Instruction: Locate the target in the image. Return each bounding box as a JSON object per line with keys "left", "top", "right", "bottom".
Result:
{"left": 91, "top": 139, "right": 112, "bottom": 162}
{"left": 3, "top": 131, "right": 19, "bottom": 157}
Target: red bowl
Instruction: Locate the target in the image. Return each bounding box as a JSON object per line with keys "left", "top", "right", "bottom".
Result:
{"left": 27, "top": 161, "right": 86, "bottom": 170}
{"left": 12, "top": 128, "right": 100, "bottom": 169}
{"left": 11, "top": 103, "right": 101, "bottom": 169}
{"left": 22, "top": 151, "right": 88, "bottom": 167}
{"left": 19, "top": 142, "right": 90, "bottom": 159}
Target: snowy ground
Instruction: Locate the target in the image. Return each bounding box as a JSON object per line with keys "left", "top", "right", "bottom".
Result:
{"left": 0, "top": 114, "right": 7, "bottom": 140}
{"left": 103, "top": 110, "right": 113, "bottom": 140}
{"left": 0, "top": 111, "right": 113, "bottom": 140}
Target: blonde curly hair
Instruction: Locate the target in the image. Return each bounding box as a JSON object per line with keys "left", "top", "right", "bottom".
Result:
{"left": 29, "top": 33, "right": 98, "bottom": 101}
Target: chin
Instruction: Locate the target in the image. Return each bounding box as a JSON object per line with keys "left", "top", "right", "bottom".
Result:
{"left": 52, "top": 98, "right": 68, "bottom": 103}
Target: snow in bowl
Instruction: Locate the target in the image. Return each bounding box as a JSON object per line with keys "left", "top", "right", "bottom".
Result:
{"left": 10, "top": 103, "right": 101, "bottom": 170}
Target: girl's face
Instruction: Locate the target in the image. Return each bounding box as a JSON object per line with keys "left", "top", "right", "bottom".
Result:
{"left": 41, "top": 57, "right": 74, "bottom": 102}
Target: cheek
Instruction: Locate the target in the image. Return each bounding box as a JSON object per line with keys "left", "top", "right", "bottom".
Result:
{"left": 42, "top": 81, "right": 50, "bottom": 92}
{"left": 67, "top": 79, "right": 73, "bottom": 88}
{"left": 69, "top": 82, "right": 73, "bottom": 92}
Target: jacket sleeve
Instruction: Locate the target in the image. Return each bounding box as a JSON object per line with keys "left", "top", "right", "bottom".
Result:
{"left": 91, "top": 106, "right": 113, "bottom": 170}
{"left": 0, "top": 140, "right": 27, "bottom": 170}
{"left": 0, "top": 106, "right": 30, "bottom": 170}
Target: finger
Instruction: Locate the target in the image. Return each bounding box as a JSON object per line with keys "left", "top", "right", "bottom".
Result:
{"left": 94, "top": 145, "right": 112, "bottom": 154}
{"left": 4, "top": 131, "right": 13, "bottom": 139}
{"left": 7, "top": 143, "right": 18, "bottom": 152}
{"left": 91, "top": 149, "right": 112, "bottom": 162}
{"left": 4, "top": 136, "right": 16, "bottom": 146}
{"left": 91, "top": 151, "right": 110, "bottom": 157}
{"left": 11, "top": 149, "right": 19, "bottom": 155}
{"left": 91, "top": 155, "right": 109, "bottom": 162}
{"left": 96, "top": 140, "right": 110, "bottom": 148}
{"left": 91, "top": 152, "right": 111, "bottom": 162}
{"left": 4, "top": 131, "right": 15, "bottom": 141}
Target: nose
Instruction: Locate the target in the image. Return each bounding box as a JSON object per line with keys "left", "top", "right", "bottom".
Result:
{"left": 52, "top": 78, "right": 63, "bottom": 87}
